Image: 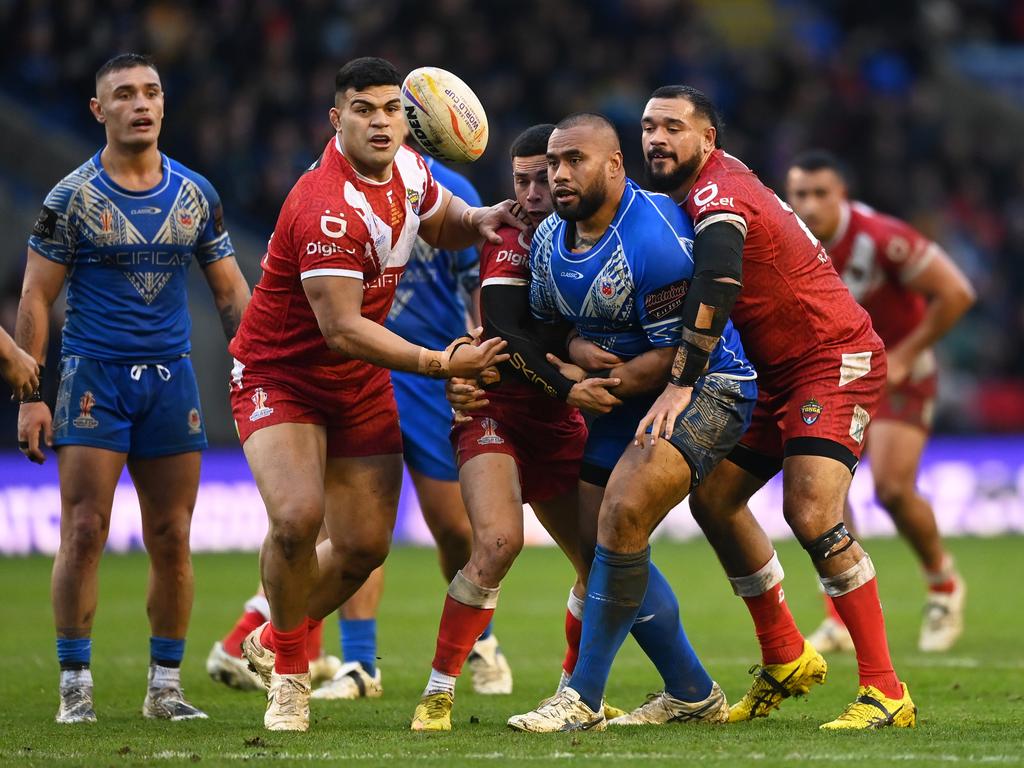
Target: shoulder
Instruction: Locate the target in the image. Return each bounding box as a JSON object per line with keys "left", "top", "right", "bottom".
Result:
{"left": 168, "top": 157, "right": 222, "bottom": 205}
{"left": 43, "top": 156, "right": 101, "bottom": 212}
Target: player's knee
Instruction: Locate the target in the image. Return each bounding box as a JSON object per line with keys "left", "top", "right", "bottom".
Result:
{"left": 432, "top": 519, "right": 473, "bottom": 558}
{"left": 688, "top": 485, "right": 726, "bottom": 530}
{"left": 474, "top": 528, "right": 523, "bottom": 569}
{"left": 874, "top": 478, "right": 914, "bottom": 512}
{"left": 598, "top": 494, "right": 649, "bottom": 547}
{"left": 267, "top": 515, "right": 321, "bottom": 561}
{"left": 334, "top": 531, "right": 392, "bottom": 578}
{"left": 61, "top": 505, "right": 109, "bottom": 557}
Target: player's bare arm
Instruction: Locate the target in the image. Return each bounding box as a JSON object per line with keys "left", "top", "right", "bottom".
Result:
{"left": 567, "top": 334, "right": 624, "bottom": 370}
{"left": 886, "top": 244, "right": 975, "bottom": 386}
{"left": 15, "top": 249, "right": 67, "bottom": 463}
{"left": 418, "top": 187, "right": 528, "bottom": 248}
{"left": 0, "top": 328, "right": 39, "bottom": 401}
{"left": 303, "top": 275, "right": 508, "bottom": 378}
{"left": 202, "top": 256, "right": 251, "bottom": 341}
{"left": 552, "top": 345, "right": 675, "bottom": 399}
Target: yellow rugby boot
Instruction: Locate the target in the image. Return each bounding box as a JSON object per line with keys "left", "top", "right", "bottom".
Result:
{"left": 411, "top": 691, "right": 454, "bottom": 732}
{"left": 820, "top": 682, "right": 916, "bottom": 730}
{"left": 728, "top": 640, "right": 828, "bottom": 722}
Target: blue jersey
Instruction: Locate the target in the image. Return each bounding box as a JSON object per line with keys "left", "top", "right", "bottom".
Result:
{"left": 385, "top": 158, "right": 480, "bottom": 349}
{"left": 530, "top": 179, "right": 755, "bottom": 380}
{"left": 28, "top": 150, "right": 234, "bottom": 363}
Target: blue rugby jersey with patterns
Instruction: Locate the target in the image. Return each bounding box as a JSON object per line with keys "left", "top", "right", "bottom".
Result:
{"left": 385, "top": 158, "right": 480, "bottom": 349}
{"left": 28, "top": 150, "right": 234, "bottom": 363}
{"left": 529, "top": 178, "right": 755, "bottom": 380}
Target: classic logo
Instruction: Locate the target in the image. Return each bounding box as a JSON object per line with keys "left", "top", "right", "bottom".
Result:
{"left": 188, "top": 408, "right": 202, "bottom": 435}
{"left": 130, "top": 206, "right": 162, "bottom": 215}
{"left": 643, "top": 279, "right": 689, "bottom": 321}
{"left": 800, "top": 399, "right": 823, "bottom": 425}
{"left": 560, "top": 270, "right": 584, "bottom": 280}
{"left": 477, "top": 417, "right": 504, "bottom": 446}
{"left": 249, "top": 387, "right": 274, "bottom": 422}
{"left": 73, "top": 391, "right": 99, "bottom": 429}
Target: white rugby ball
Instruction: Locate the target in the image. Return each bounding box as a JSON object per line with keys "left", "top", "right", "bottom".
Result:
{"left": 401, "top": 67, "right": 488, "bottom": 163}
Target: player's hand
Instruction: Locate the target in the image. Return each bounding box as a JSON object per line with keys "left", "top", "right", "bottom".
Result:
{"left": 545, "top": 353, "right": 587, "bottom": 384}
{"left": 449, "top": 337, "right": 509, "bottom": 379}
{"left": 1, "top": 347, "right": 40, "bottom": 402}
{"left": 568, "top": 336, "right": 623, "bottom": 371}
{"left": 567, "top": 377, "right": 623, "bottom": 414}
{"left": 886, "top": 346, "right": 913, "bottom": 388}
{"left": 470, "top": 200, "right": 530, "bottom": 244}
{"left": 446, "top": 377, "right": 487, "bottom": 423}
{"left": 634, "top": 383, "right": 693, "bottom": 448}
{"left": 18, "top": 401, "right": 53, "bottom": 464}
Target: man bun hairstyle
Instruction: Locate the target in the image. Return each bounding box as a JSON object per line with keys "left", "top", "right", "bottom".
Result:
{"left": 650, "top": 85, "right": 724, "bottom": 148}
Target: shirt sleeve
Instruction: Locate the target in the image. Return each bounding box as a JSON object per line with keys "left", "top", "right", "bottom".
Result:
{"left": 192, "top": 173, "right": 235, "bottom": 267}
{"left": 413, "top": 152, "right": 443, "bottom": 220}
{"left": 480, "top": 230, "right": 530, "bottom": 288}
{"left": 875, "top": 216, "right": 935, "bottom": 285}
{"left": 632, "top": 231, "right": 693, "bottom": 348}
{"left": 685, "top": 173, "right": 752, "bottom": 239}
{"left": 27, "top": 180, "right": 77, "bottom": 265}
{"left": 528, "top": 229, "right": 561, "bottom": 324}
{"left": 294, "top": 204, "right": 367, "bottom": 281}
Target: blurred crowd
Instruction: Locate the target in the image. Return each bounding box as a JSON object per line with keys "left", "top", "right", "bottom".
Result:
{"left": 2, "top": 0, "right": 1022, "bottom": 431}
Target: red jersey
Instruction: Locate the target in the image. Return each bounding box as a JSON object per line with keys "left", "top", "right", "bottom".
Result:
{"left": 229, "top": 138, "right": 442, "bottom": 387}
{"left": 825, "top": 201, "right": 932, "bottom": 351}
{"left": 682, "top": 150, "right": 878, "bottom": 390}
{"left": 479, "top": 225, "right": 577, "bottom": 417}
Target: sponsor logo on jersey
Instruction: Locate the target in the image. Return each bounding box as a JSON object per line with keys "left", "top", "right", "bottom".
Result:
{"left": 692, "top": 182, "right": 719, "bottom": 207}
{"left": 800, "top": 399, "right": 823, "bottom": 425}
{"left": 188, "top": 407, "right": 202, "bottom": 435}
{"left": 477, "top": 417, "right": 504, "bottom": 445}
{"left": 365, "top": 271, "right": 403, "bottom": 290}
{"left": 644, "top": 279, "right": 689, "bottom": 321}
{"left": 249, "top": 387, "right": 274, "bottom": 422}
{"left": 130, "top": 206, "right": 162, "bottom": 215}
{"left": 320, "top": 212, "right": 347, "bottom": 238}
{"left": 306, "top": 241, "right": 356, "bottom": 257}
{"left": 495, "top": 249, "right": 528, "bottom": 266}
{"left": 73, "top": 391, "right": 99, "bottom": 429}
{"left": 849, "top": 404, "right": 870, "bottom": 444}
{"left": 560, "top": 270, "right": 584, "bottom": 279}
{"left": 32, "top": 206, "right": 58, "bottom": 239}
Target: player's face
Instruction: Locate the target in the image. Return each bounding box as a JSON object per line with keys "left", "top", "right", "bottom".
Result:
{"left": 91, "top": 66, "right": 164, "bottom": 149}
{"left": 641, "top": 97, "right": 714, "bottom": 193}
{"left": 785, "top": 167, "right": 846, "bottom": 241}
{"left": 546, "top": 127, "right": 613, "bottom": 222}
{"left": 331, "top": 85, "right": 406, "bottom": 180}
{"left": 512, "top": 155, "right": 553, "bottom": 226}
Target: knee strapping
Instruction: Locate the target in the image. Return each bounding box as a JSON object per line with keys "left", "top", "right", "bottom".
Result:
{"left": 819, "top": 554, "right": 876, "bottom": 597}
{"left": 728, "top": 551, "right": 785, "bottom": 597}
{"left": 803, "top": 522, "right": 856, "bottom": 562}
{"left": 447, "top": 569, "right": 500, "bottom": 609}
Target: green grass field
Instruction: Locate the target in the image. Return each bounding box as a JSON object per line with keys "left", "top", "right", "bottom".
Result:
{"left": 1, "top": 536, "right": 1022, "bottom": 767}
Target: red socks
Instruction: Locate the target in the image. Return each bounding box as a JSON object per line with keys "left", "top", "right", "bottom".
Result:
{"left": 824, "top": 594, "right": 845, "bottom": 624}
{"left": 432, "top": 595, "right": 495, "bottom": 675}
{"left": 305, "top": 617, "right": 323, "bottom": 661}
{"left": 222, "top": 609, "right": 266, "bottom": 658}
{"left": 563, "top": 608, "right": 583, "bottom": 675}
{"left": 831, "top": 578, "right": 902, "bottom": 699}
{"left": 742, "top": 583, "right": 806, "bottom": 665}
{"left": 262, "top": 622, "right": 309, "bottom": 675}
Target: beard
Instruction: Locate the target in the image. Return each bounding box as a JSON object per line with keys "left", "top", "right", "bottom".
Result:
{"left": 554, "top": 177, "right": 608, "bottom": 222}
{"left": 644, "top": 148, "right": 702, "bottom": 192}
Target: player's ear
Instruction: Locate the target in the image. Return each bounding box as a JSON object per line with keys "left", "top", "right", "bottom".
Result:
{"left": 89, "top": 97, "right": 105, "bottom": 124}
{"left": 609, "top": 150, "right": 624, "bottom": 176}
{"left": 704, "top": 125, "right": 717, "bottom": 152}
{"left": 329, "top": 106, "right": 342, "bottom": 134}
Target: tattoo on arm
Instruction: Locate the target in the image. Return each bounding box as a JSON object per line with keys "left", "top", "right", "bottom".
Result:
{"left": 218, "top": 303, "right": 243, "bottom": 341}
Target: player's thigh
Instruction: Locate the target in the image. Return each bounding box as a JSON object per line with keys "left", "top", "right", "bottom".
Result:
{"left": 865, "top": 419, "right": 927, "bottom": 495}
{"left": 780, "top": 453, "right": 854, "bottom": 538}
{"left": 459, "top": 452, "right": 526, "bottom": 547}
{"left": 56, "top": 444, "right": 126, "bottom": 540}
{"left": 244, "top": 422, "right": 327, "bottom": 529}
{"left": 128, "top": 450, "right": 201, "bottom": 546}
{"left": 322, "top": 452, "right": 404, "bottom": 556}
{"left": 689, "top": 457, "right": 766, "bottom": 523}
{"left": 409, "top": 467, "right": 470, "bottom": 539}
{"left": 601, "top": 441, "right": 692, "bottom": 540}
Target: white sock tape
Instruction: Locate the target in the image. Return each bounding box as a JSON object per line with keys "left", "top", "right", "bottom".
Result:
{"left": 728, "top": 551, "right": 785, "bottom": 597}
{"left": 448, "top": 570, "right": 500, "bottom": 609}
{"left": 820, "top": 554, "right": 876, "bottom": 597}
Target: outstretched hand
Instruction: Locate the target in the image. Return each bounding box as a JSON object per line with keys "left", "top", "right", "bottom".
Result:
{"left": 634, "top": 383, "right": 693, "bottom": 447}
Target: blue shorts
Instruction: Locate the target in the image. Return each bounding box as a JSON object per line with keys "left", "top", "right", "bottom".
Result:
{"left": 581, "top": 374, "right": 758, "bottom": 488}
{"left": 52, "top": 355, "right": 207, "bottom": 458}
{"left": 391, "top": 370, "right": 458, "bottom": 482}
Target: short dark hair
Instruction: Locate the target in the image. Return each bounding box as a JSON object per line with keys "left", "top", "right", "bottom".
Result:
{"left": 555, "top": 111, "right": 618, "bottom": 136}
{"left": 95, "top": 53, "right": 157, "bottom": 84}
{"left": 789, "top": 149, "right": 849, "bottom": 181}
{"left": 649, "top": 85, "right": 724, "bottom": 148}
{"left": 335, "top": 57, "right": 401, "bottom": 95}
{"left": 509, "top": 124, "right": 555, "bottom": 158}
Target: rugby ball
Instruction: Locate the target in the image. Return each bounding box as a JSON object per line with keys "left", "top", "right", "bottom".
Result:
{"left": 401, "top": 67, "right": 488, "bottom": 163}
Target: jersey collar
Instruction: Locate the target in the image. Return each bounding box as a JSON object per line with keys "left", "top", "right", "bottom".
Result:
{"left": 333, "top": 134, "right": 393, "bottom": 186}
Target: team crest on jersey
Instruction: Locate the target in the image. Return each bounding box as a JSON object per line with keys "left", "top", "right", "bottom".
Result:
{"left": 407, "top": 189, "right": 421, "bottom": 208}
{"left": 849, "top": 404, "right": 870, "bottom": 444}
{"left": 477, "top": 417, "right": 504, "bottom": 446}
{"left": 177, "top": 209, "right": 194, "bottom": 228}
{"left": 99, "top": 206, "right": 114, "bottom": 233}
{"left": 73, "top": 391, "right": 99, "bottom": 429}
{"left": 800, "top": 399, "right": 823, "bottom": 425}
{"left": 188, "top": 407, "right": 202, "bottom": 435}
{"left": 249, "top": 387, "right": 274, "bottom": 422}
{"left": 599, "top": 276, "right": 614, "bottom": 298}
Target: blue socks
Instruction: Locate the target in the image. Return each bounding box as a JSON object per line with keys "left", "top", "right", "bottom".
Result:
{"left": 150, "top": 636, "right": 185, "bottom": 668}
{"left": 630, "top": 562, "right": 713, "bottom": 703}
{"left": 570, "top": 545, "right": 651, "bottom": 710}
{"left": 57, "top": 637, "right": 91, "bottom": 671}
{"left": 569, "top": 547, "right": 713, "bottom": 711}
{"left": 340, "top": 618, "right": 377, "bottom": 675}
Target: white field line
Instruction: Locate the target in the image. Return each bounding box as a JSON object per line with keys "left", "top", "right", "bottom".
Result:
{"left": 703, "top": 656, "right": 1024, "bottom": 670}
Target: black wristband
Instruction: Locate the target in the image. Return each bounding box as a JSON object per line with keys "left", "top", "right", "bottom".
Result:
{"left": 19, "top": 364, "right": 45, "bottom": 403}
{"left": 668, "top": 343, "right": 707, "bottom": 388}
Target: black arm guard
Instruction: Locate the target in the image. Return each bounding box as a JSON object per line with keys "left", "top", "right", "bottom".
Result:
{"left": 482, "top": 283, "right": 576, "bottom": 400}
{"left": 669, "top": 222, "right": 745, "bottom": 387}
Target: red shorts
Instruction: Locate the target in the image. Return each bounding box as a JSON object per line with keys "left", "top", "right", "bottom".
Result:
{"left": 230, "top": 360, "right": 402, "bottom": 458}
{"left": 734, "top": 345, "right": 886, "bottom": 477}
{"left": 451, "top": 384, "right": 586, "bottom": 504}
{"left": 875, "top": 372, "right": 937, "bottom": 432}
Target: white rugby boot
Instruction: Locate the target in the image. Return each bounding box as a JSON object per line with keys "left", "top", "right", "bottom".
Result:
{"left": 206, "top": 641, "right": 264, "bottom": 691}
{"left": 919, "top": 574, "right": 966, "bottom": 652}
{"left": 311, "top": 661, "right": 383, "bottom": 700}
{"left": 467, "top": 634, "right": 513, "bottom": 695}
{"left": 507, "top": 687, "right": 606, "bottom": 732}
{"left": 608, "top": 681, "right": 729, "bottom": 725}
{"left": 264, "top": 671, "right": 311, "bottom": 731}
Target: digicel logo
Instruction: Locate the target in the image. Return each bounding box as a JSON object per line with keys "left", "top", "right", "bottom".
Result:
{"left": 306, "top": 241, "right": 354, "bottom": 257}
{"left": 495, "top": 250, "right": 527, "bottom": 265}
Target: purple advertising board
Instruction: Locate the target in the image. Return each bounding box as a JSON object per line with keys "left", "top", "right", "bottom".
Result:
{"left": 1, "top": 437, "right": 1022, "bottom": 555}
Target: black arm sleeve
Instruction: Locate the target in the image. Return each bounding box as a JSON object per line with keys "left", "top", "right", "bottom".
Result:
{"left": 481, "top": 283, "right": 577, "bottom": 400}
{"left": 670, "top": 221, "right": 745, "bottom": 387}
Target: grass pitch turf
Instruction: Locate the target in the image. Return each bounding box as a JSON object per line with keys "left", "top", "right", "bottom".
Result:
{"left": 1, "top": 536, "right": 1022, "bottom": 767}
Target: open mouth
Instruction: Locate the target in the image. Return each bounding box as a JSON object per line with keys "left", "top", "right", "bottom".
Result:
{"left": 131, "top": 117, "right": 154, "bottom": 129}
{"left": 647, "top": 151, "right": 675, "bottom": 162}
{"left": 554, "top": 188, "right": 577, "bottom": 203}
{"left": 369, "top": 134, "right": 391, "bottom": 149}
